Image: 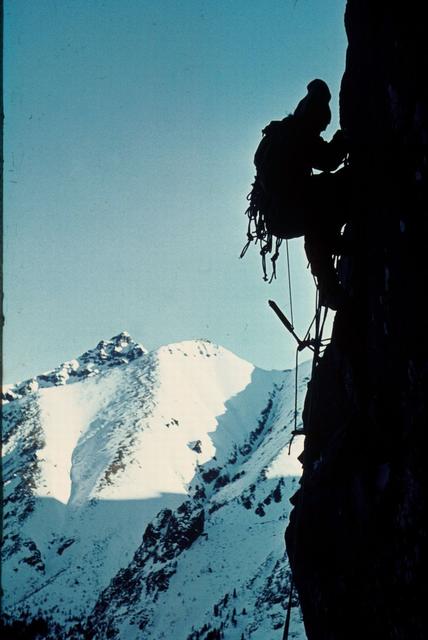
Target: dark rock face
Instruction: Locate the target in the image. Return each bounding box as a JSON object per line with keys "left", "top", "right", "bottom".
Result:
{"left": 286, "top": 2, "right": 428, "bottom": 638}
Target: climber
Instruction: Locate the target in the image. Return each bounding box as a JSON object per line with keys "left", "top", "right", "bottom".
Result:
{"left": 292, "top": 79, "right": 349, "bottom": 309}
{"left": 244, "top": 79, "right": 350, "bottom": 309}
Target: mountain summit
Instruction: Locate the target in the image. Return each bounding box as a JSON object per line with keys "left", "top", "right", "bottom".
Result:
{"left": 2, "top": 335, "right": 308, "bottom": 639}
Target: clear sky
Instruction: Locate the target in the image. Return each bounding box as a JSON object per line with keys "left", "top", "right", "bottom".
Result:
{"left": 3, "top": 0, "right": 347, "bottom": 384}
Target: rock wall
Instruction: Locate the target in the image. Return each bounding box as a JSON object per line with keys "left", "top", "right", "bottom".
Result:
{"left": 286, "top": 2, "right": 428, "bottom": 638}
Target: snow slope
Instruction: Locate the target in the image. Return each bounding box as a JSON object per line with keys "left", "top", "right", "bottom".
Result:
{"left": 2, "top": 334, "right": 310, "bottom": 639}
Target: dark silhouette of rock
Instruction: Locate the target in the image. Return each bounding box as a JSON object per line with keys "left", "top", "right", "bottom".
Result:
{"left": 286, "top": 2, "right": 428, "bottom": 638}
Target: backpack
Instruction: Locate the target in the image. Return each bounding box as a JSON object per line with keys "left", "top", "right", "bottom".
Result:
{"left": 241, "top": 115, "right": 304, "bottom": 281}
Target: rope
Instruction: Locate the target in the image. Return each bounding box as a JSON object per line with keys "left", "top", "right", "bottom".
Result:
{"left": 267, "top": 254, "right": 334, "bottom": 640}
{"left": 286, "top": 286, "right": 328, "bottom": 455}
{"left": 288, "top": 348, "right": 300, "bottom": 456}
{"left": 285, "top": 239, "right": 294, "bottom": 328}
{"left": 282, "top": 576, "right": 294, "bottom": 640}
{"left": 294, "top": 349, "right": 299, "bottom": 433}
{"left": 283, "top": 283, "right": 329, "bottom": 640}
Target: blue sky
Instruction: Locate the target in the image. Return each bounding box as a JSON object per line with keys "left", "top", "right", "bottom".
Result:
{"left": 4, "top": 0, "right": 347, "bottom": 383}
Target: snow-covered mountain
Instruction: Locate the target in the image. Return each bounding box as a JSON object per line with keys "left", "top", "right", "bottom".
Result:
{"left": 2, "top": 333, "right": 310, "bottom": 639}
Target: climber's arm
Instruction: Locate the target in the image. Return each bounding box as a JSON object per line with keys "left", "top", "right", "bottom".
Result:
{"left": 312, "top": 130, "right": 347, "bottom": 172}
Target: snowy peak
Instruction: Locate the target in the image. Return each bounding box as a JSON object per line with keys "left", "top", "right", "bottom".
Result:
{"left": 2, "top": 332, "right": 147, "bottom": 403}
{"left": 158, "top": 338, "right": 225, "bottom": 360}
{"left": 78, "top": 331, "right": 146, "bottom": 369}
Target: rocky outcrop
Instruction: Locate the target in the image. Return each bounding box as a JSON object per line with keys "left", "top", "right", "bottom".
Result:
{"left": 286, "top": 2, "right": 428, "bottom": 639}
{"left": 86, "top": 503, "right": 205, "bottom": 638}
{"left": 2, "top": 332, "right": 146, "bottom": 403}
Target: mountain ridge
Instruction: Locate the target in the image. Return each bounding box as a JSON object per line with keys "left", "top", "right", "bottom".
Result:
{"left": 2, "top": 333, "right": 292, "bottom": 403}
{"left": 2, "top": 332, "right": 147, "bottom": 403}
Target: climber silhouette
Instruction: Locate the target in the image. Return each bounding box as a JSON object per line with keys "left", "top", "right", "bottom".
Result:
{"left": 246, "top": 78, "right": 349, "bottom": 309}
{"left": 274, "top": 79, "right": 349, "bottom": 308}
{"left": 296, "top": 79, "right": 349, "bottom": 308}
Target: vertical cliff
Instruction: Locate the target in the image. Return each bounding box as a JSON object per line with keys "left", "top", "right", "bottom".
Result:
{"left": 286, "top": 2, "right": 428, "bottom": 638}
